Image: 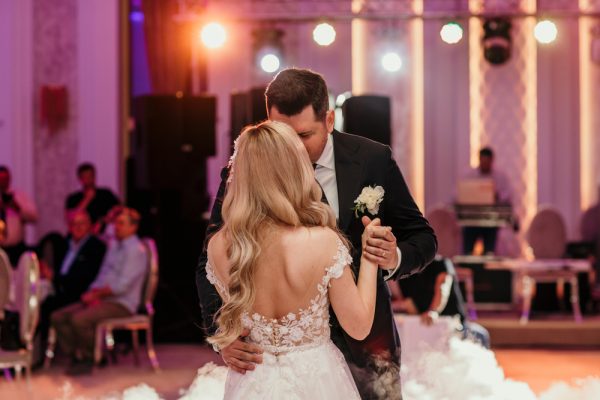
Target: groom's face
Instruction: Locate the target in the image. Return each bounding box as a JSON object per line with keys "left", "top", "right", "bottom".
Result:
{"left": 269, "top": 105, "right": 334, "bottom": 163}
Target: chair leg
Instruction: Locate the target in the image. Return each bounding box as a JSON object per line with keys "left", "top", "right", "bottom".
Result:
{"left": 131, "top": 329, "right": 140, "bottom": 366}
{"left": 520, "top": 275, "right": 535, "bottom": 324}
{"left": 145, "top": 326, "right": 160, "bottom": 371}
{"left": 14, "top": 365, "right": 22, "bottom": 380}
{"left": 105, "top": 328, "right": 118, "bottom": 364}
{"left": 44, "top": 326, "right": 57, "bottom": 368}
{"left": 570, "top": 276, "right": 583, "bottom": 323}
{"left": 94, "top": 325, "right": 105, "bottom": 365}
{"left": 25, "top": 362, "right": 31, "bottom": 383}
{"left": 465, "top": 276, "right": 478, "bottom": 320}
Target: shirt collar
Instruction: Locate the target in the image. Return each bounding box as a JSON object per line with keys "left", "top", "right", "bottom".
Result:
{"left": 118, "top": 234, "right": 138, "bottom": 248}
{"left": 70, "top": 233, "right": 91, "bottom": 249}
{"left": 314, "top": 133, "right": 334, "bottom": 170}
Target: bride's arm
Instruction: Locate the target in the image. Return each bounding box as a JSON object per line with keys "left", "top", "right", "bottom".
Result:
{"left": 328, "top": 219, "right": 381, "bottom": 340}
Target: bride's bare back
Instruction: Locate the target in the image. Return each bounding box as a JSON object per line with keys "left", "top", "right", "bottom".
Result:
{"left": 208, "top": 224, "right": 377, "bottom": 340}
{"left": 208, "top": 226, "right": 340, "bottom": 319}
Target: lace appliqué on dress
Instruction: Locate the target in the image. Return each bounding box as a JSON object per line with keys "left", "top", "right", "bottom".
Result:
{"left": 206, "top": 261, "right": 229, "bottom": 301}
{"left": 205, "top": 238, "right": 352, "bottom": 354}
{"left": 243, "top": 238, "right": 352, "bottom": 354}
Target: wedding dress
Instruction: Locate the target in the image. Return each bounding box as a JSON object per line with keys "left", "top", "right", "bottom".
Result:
{"left": 206, "top": 238, "right": 360, "bottom": 400}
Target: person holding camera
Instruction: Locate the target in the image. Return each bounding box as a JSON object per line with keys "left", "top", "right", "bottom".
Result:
{"left": 0, "top": 166, "right": 38, "bottom": 266}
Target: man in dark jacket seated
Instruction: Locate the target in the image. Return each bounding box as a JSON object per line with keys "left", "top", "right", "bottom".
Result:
{"left": 392, "top": 256, "right": 490, "bottom": 348}
{"left": 38, "top": 210, "right": 106, "bottom": 341}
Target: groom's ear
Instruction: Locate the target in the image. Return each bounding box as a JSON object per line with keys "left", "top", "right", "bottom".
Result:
{"left": 325, "top": 110, "right": 335, "bottom": 133}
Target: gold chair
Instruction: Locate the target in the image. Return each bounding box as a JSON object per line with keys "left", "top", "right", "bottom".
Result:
{"left": 93, "top": 238, "right": 160, "bottom": 371}
{"left": 0, "top": 252, "right": 41, "bottom": 380}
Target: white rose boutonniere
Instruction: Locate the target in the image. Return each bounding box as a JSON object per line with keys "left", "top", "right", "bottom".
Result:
{"left": 353, "top": 185, "right": 385, "bottom": 217}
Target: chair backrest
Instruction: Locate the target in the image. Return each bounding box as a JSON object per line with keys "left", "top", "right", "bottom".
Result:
{"left": 527, "top": 206, "right": 566, "bottom": 259}
{"left": 141, "top": 238, "right": 159, "bottom": 316}
{"left": 0, "top": 248, "right": 12, "bottom": 318}
{"left": 426, "top": 206, "right": 461, "bottom": 258}
{"left": 13, "top": 251, "right": 41, "bottom": 347}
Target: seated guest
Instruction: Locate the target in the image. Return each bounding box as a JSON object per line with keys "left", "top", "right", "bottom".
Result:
{"left": 581, "top": 185, "right": 600, "bottom": 288}
{"left": 97, "top": 204, "right": 124, "bottom": 243}
{"left": 65, "top": 163, "right": 120, "bottom": 233}
{"left": 0, "top": 219, "right": 6, "bottom": 248}
{"left": 0, "top": 165, "right": 38, "bottom": 266}
{"left": 51, "top": 208, "right": 147, "bottom": 375}
{"left": 38, "top": 210, "right": 106, "bottom": 342}
{"left": 393, "top": 257, "right": 490, "bottom": 348}
{"left": 461, "top": 147, "right": 512, "bottom": 255}
{"left": 0, "top": 219, "right": 12, "bottom": 302}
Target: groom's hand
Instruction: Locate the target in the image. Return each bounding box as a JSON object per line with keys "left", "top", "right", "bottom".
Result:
{"left": 220, "top": 328, "right": 263, "bottom": 374}
{"left": 361, "top": 216, "right": 398, "bottom": 269}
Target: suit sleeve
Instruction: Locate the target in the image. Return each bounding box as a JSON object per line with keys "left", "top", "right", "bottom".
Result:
{"left": 196, "top": 167, "right": 229, "bottom": 337}
{"left": 59, "top": 239, "right": 106, "bottom": 304}
{"left": 382, "top": 148, "right": 437, "bottom": 280}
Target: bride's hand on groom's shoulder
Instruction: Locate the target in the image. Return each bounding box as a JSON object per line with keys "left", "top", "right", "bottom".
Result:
{"left": 220, "top": 328, "right": 263, "bottom": 374}
{"left": 361, "top": 216, "right": 398, "bottom": 269}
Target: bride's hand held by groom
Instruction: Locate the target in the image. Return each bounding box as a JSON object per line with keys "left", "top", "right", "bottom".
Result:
{"left": 361, "top": 216, "right": 398, "bottom": 269}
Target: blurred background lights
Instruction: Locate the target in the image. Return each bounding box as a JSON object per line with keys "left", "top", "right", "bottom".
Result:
{"left": 440, "top": 22, "right": 463, "bottom": 44}
{"left": 201, "top": 22, "right": 227, "bottom": 49}
{"left": 313, "top": 23, "right": 336, "bottom": 46}
{"left": 534, "top": 20, "right": 558, "bottom": 44}
{"left": 260, "top": 53, "right": 281, "bottom": 73}
{"left": 381, "top": 52, "right": 403, "bottom": 72}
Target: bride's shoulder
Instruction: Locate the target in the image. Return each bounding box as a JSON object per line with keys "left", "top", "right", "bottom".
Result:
{"left": 301, "top": 227, "right": 345, "bottom": 257}
{"left": 303, "top": 226, "right": 338, "bottom": 242}
{"left": 207, "top": 230, "right": 227, "bottom": 259}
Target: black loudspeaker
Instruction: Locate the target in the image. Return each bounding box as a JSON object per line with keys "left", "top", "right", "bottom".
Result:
{"left": 230, "top": 86, "right": 267, "bottom": 147}
{"left": 132, "top": 95, "right": 216, "bottom": 189}
{"left": 342, "top": 95, "right": 391, "bottom": 146}
{"left": 128, "top": 95, "right": 217, "bottom": 342}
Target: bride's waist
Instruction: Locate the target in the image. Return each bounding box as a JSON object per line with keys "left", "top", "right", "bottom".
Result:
{"left": 253, "top": 337, "right": 331, "bottom": 356}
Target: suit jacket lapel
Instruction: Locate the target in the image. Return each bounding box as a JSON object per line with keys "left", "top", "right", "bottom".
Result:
{"left": 333, "top": 131, "right": 364, "bottom": 232}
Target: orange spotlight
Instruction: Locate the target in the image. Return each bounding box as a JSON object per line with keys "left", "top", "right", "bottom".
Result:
{"left": 201, "top": 22, "right": 226, "bottom": 49}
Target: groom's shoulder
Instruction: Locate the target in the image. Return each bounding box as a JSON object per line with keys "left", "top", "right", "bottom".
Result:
{"left": 333, "top": 130, "right": 391, "bottom": 157}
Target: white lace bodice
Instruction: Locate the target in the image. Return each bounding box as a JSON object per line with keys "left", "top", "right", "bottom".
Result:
{"left": 206, "top": 238, "right": 352, "bottom": 354}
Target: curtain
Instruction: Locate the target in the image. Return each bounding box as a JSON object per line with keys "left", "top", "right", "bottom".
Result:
{"left": 141, "top": 0, "right": 195, "bottom": 94}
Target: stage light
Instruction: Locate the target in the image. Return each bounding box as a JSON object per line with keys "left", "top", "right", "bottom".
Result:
{"left": 483, "top": 18, "right": 512, "bottom": 65}
{"left": 313, "top": 23, "right": 336, "bottom": 46}
{"left": 381, "top": 52, "right": 402, "bottom": 72}
{"left": 130, "top": 10, "right": 144, "bottom": 23}
{"left": 440, "top": 22, "right": 463, "bottom": 44}
{"left": 534, "top": 20, "right": 558, "bottom": 44}
{"left": 253, "top": 28, "right": 285, "bottom": 74}
{"left": 260, "top": 53, "right": 280, "bottom": 73}
{"left": 201, "top": 22, "right": 227, "bottom": 49}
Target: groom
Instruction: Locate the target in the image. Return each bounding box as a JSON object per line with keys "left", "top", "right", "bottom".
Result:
{"left": 196, "top": 68, "right": 437, "bottom": 399}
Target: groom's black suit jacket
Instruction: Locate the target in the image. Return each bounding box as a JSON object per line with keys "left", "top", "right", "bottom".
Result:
{"left": 196, "top": 130, "right": 437, "bottom": 399}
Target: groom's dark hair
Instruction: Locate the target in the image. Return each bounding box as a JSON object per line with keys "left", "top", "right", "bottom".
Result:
{"left": 265, "top": 68, "right": 329, "bottom": 121}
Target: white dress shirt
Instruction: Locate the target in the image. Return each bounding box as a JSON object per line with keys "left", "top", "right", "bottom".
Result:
{"left": 314, "top": 134, "right": 340, "bottom": 219}
{"left": 314, "top": 133, "right": 401, "bottom": 278}
{"left": 90, "top": 235, "right": 148, "bottom": 313}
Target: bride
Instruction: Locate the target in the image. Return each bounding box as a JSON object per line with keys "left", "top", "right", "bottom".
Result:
{"left": 204, "top": 121, "right": 383, "bottom": 399}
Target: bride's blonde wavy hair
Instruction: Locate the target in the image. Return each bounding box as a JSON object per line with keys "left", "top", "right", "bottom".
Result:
{"left": 207, "top": 120, "right": 345, "bottom": 349}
